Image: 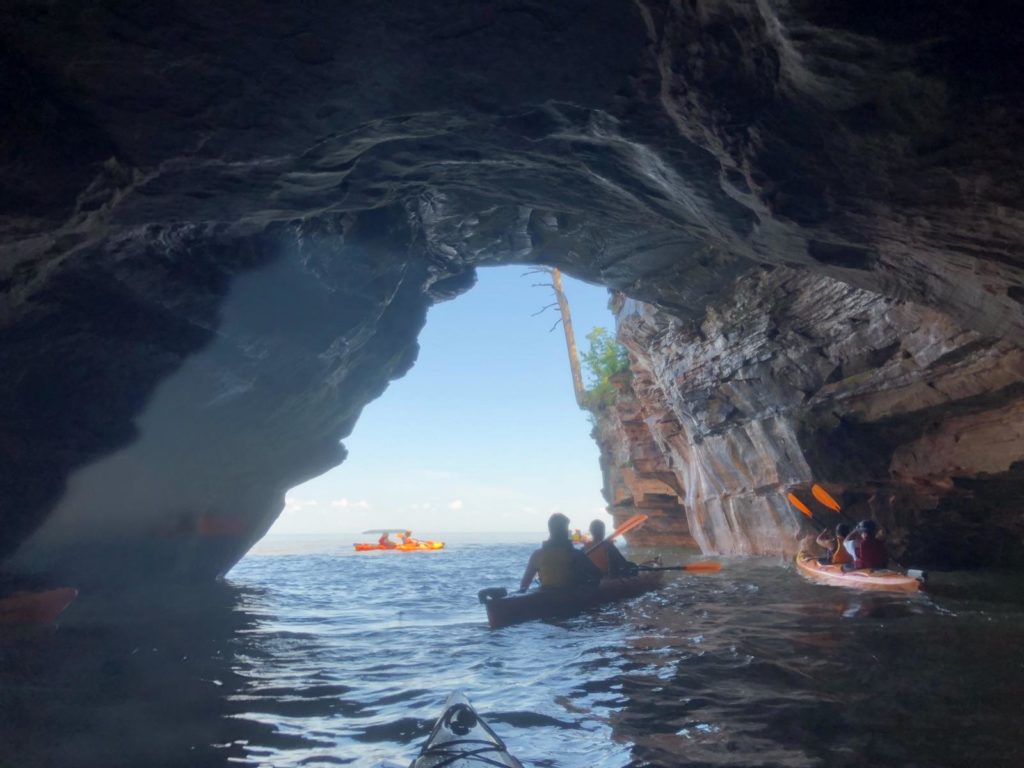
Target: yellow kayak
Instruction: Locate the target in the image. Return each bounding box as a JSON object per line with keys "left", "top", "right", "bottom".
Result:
{"left": 795, "top": 555, "right": 922, "bottom": 592}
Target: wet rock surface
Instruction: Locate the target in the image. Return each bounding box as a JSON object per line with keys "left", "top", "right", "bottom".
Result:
{"left": 1, "top": 1, "right": 1022, "bottom": 578}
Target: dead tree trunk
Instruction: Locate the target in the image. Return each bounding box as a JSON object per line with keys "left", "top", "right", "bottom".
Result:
{"left": 550, "top": 268, "right": 586, "bottom": 408}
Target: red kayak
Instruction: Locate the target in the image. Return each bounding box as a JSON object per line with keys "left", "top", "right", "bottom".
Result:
{"left": 0, "top": 587, "right": 78, "bottom": 625}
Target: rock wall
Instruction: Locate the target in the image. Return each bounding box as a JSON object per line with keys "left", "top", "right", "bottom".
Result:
{"left": 598, "top": 269, "right": 1024, "bottom": 567}
{"left": 1, "top": 1, "right": 1023, "bottom": 580}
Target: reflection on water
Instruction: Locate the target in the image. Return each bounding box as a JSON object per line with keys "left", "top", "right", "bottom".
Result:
{"left": 2, "top": 537, "right": 1023, "bottom": 767}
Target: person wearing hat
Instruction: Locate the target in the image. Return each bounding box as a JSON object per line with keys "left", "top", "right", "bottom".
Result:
{"left": 843, "top": 520, "right": 888, "bottom": 570}
{"left": 519, "top": 513, "right": 603, "bottom": 592}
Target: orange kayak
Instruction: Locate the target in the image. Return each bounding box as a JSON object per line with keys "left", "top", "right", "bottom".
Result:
{"left": 353, "top": 540, "right": 445, "bottom": 552}
{"left": 795, "top": 555, "right": 922, "bottom": 592}
{"left": 0, "top": 587, "right": 78, "bottom": 625}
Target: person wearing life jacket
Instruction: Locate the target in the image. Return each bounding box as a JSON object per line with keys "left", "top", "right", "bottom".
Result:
{"left": 843, "top": 520, "right": 888, "bottom": 570}
{"left": 815, "top": 523, "right": 853, "bottom": 565}
{"left": 378, "top": 532, "right": 397, "bottom": 549}
{"left": 519, "top": 513, "right": 602, "bottom": 592}
{"left": 586, "top": 519, "right": 637, "bottom": 576}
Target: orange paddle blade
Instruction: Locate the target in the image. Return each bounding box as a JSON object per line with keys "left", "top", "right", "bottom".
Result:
{"left": 786, "top": 492, "right": 813, "bottom": 518}
{"left": 683, "top": 561, "right": 722, "bottom": 572}
{"left": 812, "top": 484, "right": 842, "bottom": 512}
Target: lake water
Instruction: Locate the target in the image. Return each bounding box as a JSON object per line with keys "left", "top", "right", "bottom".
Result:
{"left": 2, "top": 533, "right": 1023, "bottom": 767}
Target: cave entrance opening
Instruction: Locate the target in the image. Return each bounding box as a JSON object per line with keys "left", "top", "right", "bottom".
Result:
{"left": 262, "top": 265, "right": 617, "bottom": 545}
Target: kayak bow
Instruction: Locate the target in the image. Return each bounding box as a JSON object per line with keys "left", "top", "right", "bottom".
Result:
{"left": 411, "top": 691, "right": 523, "bottom": 768}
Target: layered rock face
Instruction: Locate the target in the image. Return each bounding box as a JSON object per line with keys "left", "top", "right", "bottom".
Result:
{"left": 596, "top": 271, "right": 1023, "bottom": 566}
{"left": 1, "top": 1, "right": 1023, "bottom": 579}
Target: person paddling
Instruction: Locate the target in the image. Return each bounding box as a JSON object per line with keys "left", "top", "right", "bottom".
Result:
{"left": 378, "top": 532, "right": 397, "bottom": 549}
{"left": 816, "top": 523, "right": 853, "bottom": 566}
{"left": 519, "top": 513, "right": 602, "bottom": 592}
{"left": 842, "top": 520, "right": 888, "bottom": 571}
{"left": 586, "top": 519, "right": 638, "bottom": 577}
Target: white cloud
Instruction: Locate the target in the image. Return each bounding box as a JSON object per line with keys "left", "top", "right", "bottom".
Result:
{"left": 449, "top": 499, "right": 463, "bottom": 510}
{"left": 331, "top": 498, "right": 350, "bottom": 508}
{"left": 354, "top": 500, "right": 371, "bottom": 509}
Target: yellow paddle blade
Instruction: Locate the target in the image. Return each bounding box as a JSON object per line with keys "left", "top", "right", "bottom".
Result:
{"left": 812, "top": 484, "right": 842, "bottom": 512}
{"left": 684, "top": 561, "right": 722, "bottom": 572}
{"left": 786, "top": 492, "right": 814, "bottom": 518}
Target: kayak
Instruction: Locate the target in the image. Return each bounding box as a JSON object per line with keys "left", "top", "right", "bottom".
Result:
{"left": 411, "top": 691, "right": 523, "bottom": 768}
{"left": 0, "top": 587, "right": 78, "bottom": 625}
{"left": 479, "top": 568, "right": 665, "bottom": 629}
{"left": 354, "top": 540, "right": 444, "bottom": 552}
{"left": 795, "top": 555, "right": 923, "bottom": 592}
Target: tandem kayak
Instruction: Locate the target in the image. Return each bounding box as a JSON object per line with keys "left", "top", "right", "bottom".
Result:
{"left": 411, "top": 691, "right": 523, "bottom": 768}
{"left": 795, "top": 555, "right": 923, "bottom": 592}
{"left": 354, "top": 541, "right": 445, "bottom": 552}
{"left": 0, "top": 587, "right": 78, "bottom": 625}
{"left": 478, "top": 568, "right": 665, "bottom": 629}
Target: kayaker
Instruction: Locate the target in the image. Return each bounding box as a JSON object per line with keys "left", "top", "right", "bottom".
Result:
{"left": 816, "top": 523, "right": 853, "bottom": 565}
{"left": 586, "top": 519, "right": 637, "bottom": 576}
{"left": 378, "top": 532, "right": 397, "bottom": 549}
{"left": 399, "top": 530, "right": 414, "bottom": 545}
{"left": 518, "top": 513, "right": 603, "bottom": 592}
{"left": 843, "top": 520, "right": 888, "bottom": 571}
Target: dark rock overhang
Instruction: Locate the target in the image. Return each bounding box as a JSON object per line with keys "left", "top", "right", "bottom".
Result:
{"left": 1, "top": 1, "right": 1022, "bottom": 579}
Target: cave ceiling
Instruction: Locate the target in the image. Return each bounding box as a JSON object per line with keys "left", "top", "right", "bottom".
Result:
{"left": 1, "top": 0, "right": 1022, "bottom": 575}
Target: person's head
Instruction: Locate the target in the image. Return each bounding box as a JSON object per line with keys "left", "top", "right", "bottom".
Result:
{"left": 405, "top": 530, "right": 412, "bottom": 537}
{"left": 836, "top": 523, "right": 851, "bottom": 538}
{"left": 589, "top": 519, "right": 606, "bottom": 541}
{"left": 547, "top": 513, "right": 571, "bottom": 540}
{"left": 855, "top": 520, "right": 877, "bottom": 538}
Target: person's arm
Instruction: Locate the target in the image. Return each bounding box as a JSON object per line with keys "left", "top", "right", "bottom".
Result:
{"left": 519, "top": 552, "right": 539, "bottom": 592}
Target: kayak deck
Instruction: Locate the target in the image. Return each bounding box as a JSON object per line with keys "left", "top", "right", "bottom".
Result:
{"left": 795, "top": 555, "right": 922, "bottom": 592}
{"left": 481, "top": 569, "right": 665, "bottom": 629}
{"left": 411, "top": 691, "right": 523, "bottom": 768}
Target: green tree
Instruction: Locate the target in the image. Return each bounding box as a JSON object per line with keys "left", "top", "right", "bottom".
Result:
{"left": 581, "top": 327, "right": 630, "bottom": 411}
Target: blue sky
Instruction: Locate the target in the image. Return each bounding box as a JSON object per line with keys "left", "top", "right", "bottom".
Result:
{"left": 268, "top": 266, "right": 618, "bottom": 537}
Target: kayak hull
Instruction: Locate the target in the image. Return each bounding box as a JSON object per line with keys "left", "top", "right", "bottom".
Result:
{"left": 354, "top": 541, "right": 444, "bottom": 552}
{"left": 411, "top": 691, "right": 523, "bottom": 768}
{"left": 795, "top": 555, "right": 922, "bottom": 592}
{"left": 0, "top": 587, "right": 78, "bottom": 625}
{"left": 482, "top": 569, "right": 665, "bottom": 629}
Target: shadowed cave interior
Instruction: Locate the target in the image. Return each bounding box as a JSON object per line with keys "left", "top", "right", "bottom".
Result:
{"left": 2, "top": 0, "right": 1023, "bottom": 583}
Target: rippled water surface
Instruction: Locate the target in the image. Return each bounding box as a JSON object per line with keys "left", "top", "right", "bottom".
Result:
{"left": 3, "top": 534, "right": 1024, "bottom": 767}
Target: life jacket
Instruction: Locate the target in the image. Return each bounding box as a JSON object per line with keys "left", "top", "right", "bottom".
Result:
{"left": 587, "top": 543, "right": 610, "bottom": 574}
{"left": 855, "top": 536, "right": 888, "bottom": 569}
{"left": 831, "top": 537, "right": 853, "bottom": 565}
{"left": 536, "top": 542, "right": 576, "bottom": 587}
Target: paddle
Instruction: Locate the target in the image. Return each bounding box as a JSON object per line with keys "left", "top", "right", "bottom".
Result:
{"left": 786, "top": 492, "right": 825, "bottom": 530}
{"left": 810, "top": 484, "right": 841, "bottom": 513}
{"left": 637, "top": 561, "right": 722, "bottom": 573}
{"left": 584, "top": 513, "right": 649, "bottom": 555}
